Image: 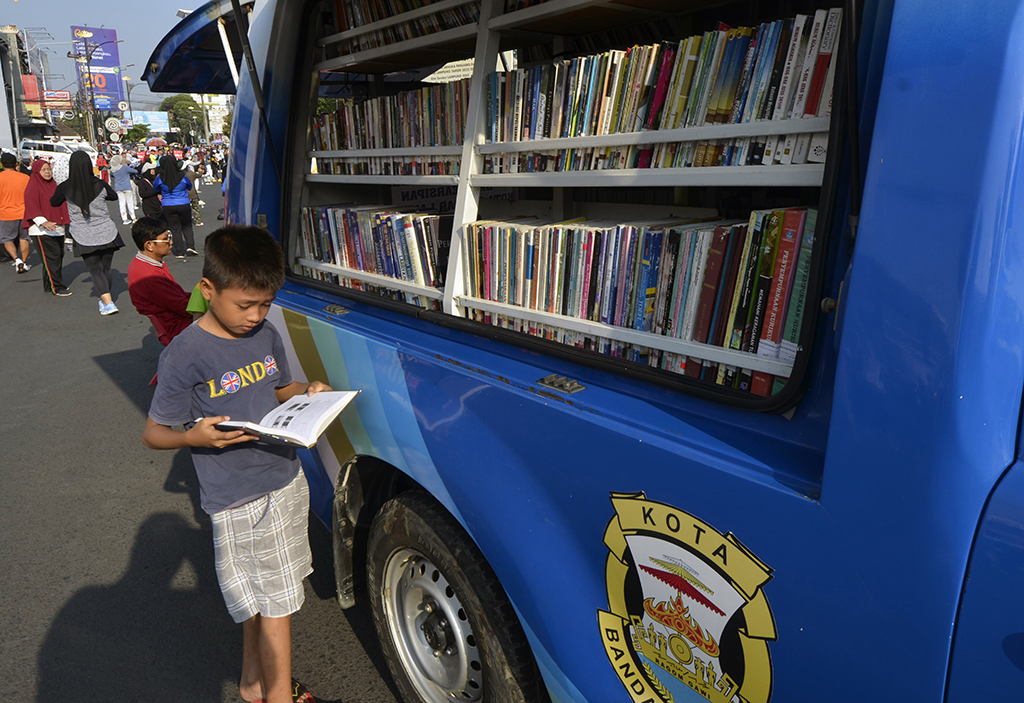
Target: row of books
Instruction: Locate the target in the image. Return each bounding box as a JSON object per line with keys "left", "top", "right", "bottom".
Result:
{"left": 334, "top": 0, "right": 480, "bottom": 54}
{"left": 312, "top": 78, "right": 470, "bottom": 151}
{"left": 480, "top": 129, "right": 826, "bottom": 174}
{"left": 484, "top": 9, "right": 841, "bottom": 166}
{"left": 334, "top": 0, "right": 450, "bottom": 28}
{"left": 299, "top": 204, "right": 453, "bottom": 302}
{"left": 314, "top": 155, "right": 460, "bottom": 176}
{"left": 462, "top": 208, "right": 816, "bottom": 395}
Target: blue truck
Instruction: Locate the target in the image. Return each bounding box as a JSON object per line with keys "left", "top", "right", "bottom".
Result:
{"left": 145, "top": 0, "right": 1024, "bottom": 700}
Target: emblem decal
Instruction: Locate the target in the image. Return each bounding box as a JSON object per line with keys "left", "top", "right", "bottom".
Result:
{"left": 599, "top": 492, "right": 777, "bottom": 703}
{"left": 221, "top": 371, "right": 241, "bottom": 393}
{"left": 265, "top": 355, "right": 278, "bottom": 375}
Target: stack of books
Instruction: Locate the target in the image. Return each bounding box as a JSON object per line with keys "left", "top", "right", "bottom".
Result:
{"left": 300, "top": 205, "right": 453, "bottom": 306}
{"left": 313, "top": 79, "right": 471, "bottom": 151}
{"left": 463, "top": 207, "right": 816, "bottom": 396}
{"left": 334, "top": 0, "right": 480, "bottom": 54}
{"left": 483, "top": 8, "right": 842, "bottom": 174}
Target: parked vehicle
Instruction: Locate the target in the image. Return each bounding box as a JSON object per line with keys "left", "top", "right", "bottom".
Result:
{"left": 146, "top": 0, "right": 1024, "bottom": 701}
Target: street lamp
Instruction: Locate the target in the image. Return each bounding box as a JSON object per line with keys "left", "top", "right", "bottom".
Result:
{"left": 121, "top": 77, "right": 138, "bottom": 122}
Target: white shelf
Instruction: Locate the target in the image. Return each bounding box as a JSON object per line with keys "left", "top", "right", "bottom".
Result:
{"left": 322, "top": 0, "right": 478, "bottom": 46}
{"left": 489, "top": 0, "right": 639, "bottom": 31}
{"left": 307, "top": 173, "right": 460, "bottom": 184}
{"left": 470, "top": 164, "right": 825, "bottom": 188}
{"left": 314, "top": 23, "right": 478, "bottom": 72}
{"left": 457, "top": 296, "right": 794, "bottom": 376}
{"left": 311, "top": 146, "right": 464, "bottom": 158}
{"left": 478, "top": 117, "right": 831, "bottom": 154}
{"left": 298, "top": 258, "right": 444, "bottom": 300}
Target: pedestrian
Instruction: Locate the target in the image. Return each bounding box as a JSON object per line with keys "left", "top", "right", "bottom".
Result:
{"left": 127, "top": 217, "right": 192, "bottom": 346}
{"left": 50, "top": 150, "right": 124, "bottom": 315}
{"left": 184, "top": 163, "right": 204, "bottom": 226}
{"left": 24, "top": 158, "right": 72, "bottom": 296}
{"left": 0, "top": 152, "right": 31, "bottom": 273}
{"left": 142, "top": 226, "right": 324, "bottom": 703}
{"left": 135, "top": 170, "right": 163, "bottom": 220}
{"left": 109, "top": 154, "right": 138, "bottom": 225}
{"left": 154, "top": 155, "right": 197, "bottom": 259}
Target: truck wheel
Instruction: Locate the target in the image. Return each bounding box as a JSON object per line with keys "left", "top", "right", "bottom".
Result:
{"left": 366, "top": 492, "right": 548, "bottom": 703}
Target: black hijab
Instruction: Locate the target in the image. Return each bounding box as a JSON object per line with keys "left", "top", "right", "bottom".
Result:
{"left": 159, "top": 155, "right": 184, "bottom": 191}
{"left": 66, "top": 150, "right": 101, "bottom": 217}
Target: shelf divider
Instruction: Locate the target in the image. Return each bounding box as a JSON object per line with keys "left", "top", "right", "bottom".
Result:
{"left": 470, "top": 164, "right": 825, "bottom": 188}
{"left": 297, "top": 258, "right": 444, "bottom": 300}
{"left": 457, "top": 295, "right": 794, "bottom": 376}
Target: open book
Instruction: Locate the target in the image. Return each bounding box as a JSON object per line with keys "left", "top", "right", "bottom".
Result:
{"left": 214, "top": 390, "right": 359, "bottom": 447}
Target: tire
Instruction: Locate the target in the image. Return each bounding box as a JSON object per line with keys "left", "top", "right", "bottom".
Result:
{"left": 366, "top": 491, "right": 549, "bottom": 703}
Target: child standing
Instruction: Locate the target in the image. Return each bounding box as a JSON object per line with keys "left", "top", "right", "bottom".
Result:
{"left": 142, "top": 226, "right": 322, "bottom": 703}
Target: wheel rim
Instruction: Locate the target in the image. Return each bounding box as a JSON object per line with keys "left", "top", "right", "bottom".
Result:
{"left": 382, "top": 548, "right": 483, "bottom": 702}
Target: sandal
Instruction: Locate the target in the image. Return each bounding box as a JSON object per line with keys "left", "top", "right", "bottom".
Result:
{"left": 250, "top": 678, "right": 315, "bottom": 703}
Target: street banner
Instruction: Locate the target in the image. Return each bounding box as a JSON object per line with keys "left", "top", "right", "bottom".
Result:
{"left": 70, "top": 26, "right": 126, "bottom": 107}
{"left": 43, "top": 90, "right": 73, "bottom": 110}
{"left": 128, "top": 111, "right": 170, "bottom": 132}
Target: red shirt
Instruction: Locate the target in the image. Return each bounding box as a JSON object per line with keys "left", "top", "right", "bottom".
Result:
{"left": 127, "top": 253, "right": 193, "bottom": 346}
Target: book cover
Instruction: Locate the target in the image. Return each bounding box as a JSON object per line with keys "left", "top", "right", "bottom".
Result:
{"left": 669, "top": 35, "right": 703, "bottom": 129}
{"left": 805, "top": 7, "right": 842, "bottom": 117}
{"left": 702, "top": 224, "right": 744, "bottom": 381}
{"left": 745, "top": 209, "right": 784, "bottom": 355}
{"left": 761, "top": 18, "right": 794, "bottom": 121}
{"left": 773, "top": 208, "right": 817, "bottom": 394}
{"left": 745, "top": 20, "right": 781, "bottom": 124}
{"left": 773, "top": 14, "right": 809, "bottom": 121}
{"left": 758, "top": 207, "right": 806, "bottom": 359}
{"left": 692, "top": 225, "right": 731, "bottom": 345}
{"left": 791, "top": 9, "right": 827, "bottom": 120}
{"left": 681, "top": 228, "right": 712, "bottom": 342}
{"left": 704, "top": 28, "right": 738, "bottom": 124}
{"left": 716, "top": 27, "right": 753, "bottom": 124}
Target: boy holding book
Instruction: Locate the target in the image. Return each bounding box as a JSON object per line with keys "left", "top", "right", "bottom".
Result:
{"left": 142, "top": 226, "right": 325, "bottom": 703}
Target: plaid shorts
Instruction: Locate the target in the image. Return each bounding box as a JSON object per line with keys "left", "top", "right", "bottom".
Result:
{"left": 211, "top": 469, "right": 313, "bottom": 623}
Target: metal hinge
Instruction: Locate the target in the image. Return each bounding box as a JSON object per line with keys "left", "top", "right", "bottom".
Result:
{"left": 323, "top": 304, "right": 349, "bottom": 316}
{"left": 538, "top": 374, "right": 585, "bottom": 394}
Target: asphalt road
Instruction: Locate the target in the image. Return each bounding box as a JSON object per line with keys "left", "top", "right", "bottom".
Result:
{"left": 0, "top": 195, "right": 401, "bottom": 703}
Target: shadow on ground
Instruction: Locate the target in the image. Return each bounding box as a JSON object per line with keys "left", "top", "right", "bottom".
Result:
{"left": 35, "top": 513, "right": 238, "bottom": 702}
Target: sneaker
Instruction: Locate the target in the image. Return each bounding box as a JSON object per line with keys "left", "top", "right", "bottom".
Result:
{"left": 176, "top": 254, "right": 186, "bottom": 260}
{"left": 16, "top": 262, "right": 26, "bottom": 273}
{"left": 11, "top": 258, "right": 21, "bottom": 267}
{"left": 198, "top": 200, "right": 206, "bottom": 206}
{"left": 54, "top": 288, "right": 72, "bottom": 297}
{"left": 100, "top": 301, "right": 119, "bottom": 316}
{"left": 186, "top": 248, "right": 199, "bottom": 256}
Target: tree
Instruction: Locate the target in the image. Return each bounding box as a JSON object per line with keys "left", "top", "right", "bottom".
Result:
{"left": 159, "top": 94, "right": 203, "bottom": 144}
{"left": 222, "top": 110, "right": 233, "bottom": 138}
{"left": 125, "top": 123, "right": 150, "bottom": 144}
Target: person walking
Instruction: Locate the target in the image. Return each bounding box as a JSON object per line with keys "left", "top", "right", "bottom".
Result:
{"left": 50, "top": 150, "right": 124, "bottom": 315}
{"left": 184, "top": 163, "right": 204, "bottom": 226}
{"left": 109, "top": 155, "right": 138, "bottom": 225}
{"left": 0, "top": 152, "right": 31, "bottom": 273}
{"left": 135, "top": 169, "right": 163, "bottom": 221}
{"left": 154, "top": 156, "right": 197, "bottom": 259}
{"left": 24, "top": 159, "right": 71, "bottom": 296}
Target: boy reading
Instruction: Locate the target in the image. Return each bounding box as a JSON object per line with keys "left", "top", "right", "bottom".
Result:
{"left": 142, "top": 226, "right": 323, "bottom": 703}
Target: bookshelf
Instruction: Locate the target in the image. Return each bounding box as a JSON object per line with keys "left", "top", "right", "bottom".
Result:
{"left": 292, "top": 0, "right": 845, "bottom": 403}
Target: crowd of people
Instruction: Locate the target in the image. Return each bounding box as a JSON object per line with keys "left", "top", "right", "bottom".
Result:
{"left": 1, "top": 143, "right": 226, "bottom": 315}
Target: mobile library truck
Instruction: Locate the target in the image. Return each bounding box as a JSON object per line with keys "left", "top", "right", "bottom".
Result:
{"left": 145, "top": 0, "right": 1024, "bottom": 701}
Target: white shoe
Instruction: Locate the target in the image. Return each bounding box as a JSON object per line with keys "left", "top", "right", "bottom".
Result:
{"left": 20, "top": 262, "right": 30, "bottom": 271}
{"left": 11, "top": 258, "right": 20, "bottom": 267}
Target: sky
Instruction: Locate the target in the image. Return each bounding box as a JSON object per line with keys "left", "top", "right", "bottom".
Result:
{"left": 3, "top": 0, "right": 207, "bottom": 109}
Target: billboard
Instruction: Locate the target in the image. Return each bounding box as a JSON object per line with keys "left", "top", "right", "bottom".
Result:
{"left": 70, "top": 26, "right": 125, "bottom": 108}
{"left": 128, "top": 111, "right": 170, "bottom": 132}
{"left": 43, "top": 90, "right": 73, "bottom": 110}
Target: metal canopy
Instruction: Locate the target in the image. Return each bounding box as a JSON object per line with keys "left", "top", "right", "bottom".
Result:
{"left": 142, "top": 0, "right": 254, "bottom": 94}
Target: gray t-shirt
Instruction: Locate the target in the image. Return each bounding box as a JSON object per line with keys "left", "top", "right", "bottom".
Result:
{"left": 149, "top": 320, "right": 299, "bottom": 514}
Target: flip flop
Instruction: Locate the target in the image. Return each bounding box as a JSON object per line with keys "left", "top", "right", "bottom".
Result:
{"left": 249, "top": 678, "right": 315, "bottom": 703}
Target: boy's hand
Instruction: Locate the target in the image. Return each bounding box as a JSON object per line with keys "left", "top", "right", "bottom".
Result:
{"left": 306, "top": 381, "right": 332, "bottom": 396}
{"left": 188, "top": 416, "right": 256, "bottom": 448}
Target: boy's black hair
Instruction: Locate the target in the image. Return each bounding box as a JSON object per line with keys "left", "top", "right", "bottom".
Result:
{"left": 1, "top": 153, "right": 16, "bottom": 167}
{"left": 131, "top": 217, "right": 168, "bottom": 250}
{"left": 202, "top": 226, "right": 285, "bottom": 292}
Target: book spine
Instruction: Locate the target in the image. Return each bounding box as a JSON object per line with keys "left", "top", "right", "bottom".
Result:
{"left": 773, "top": 208, "right": 817, "bottom": 394}
{"left": 804, "top": 8, "right": 842, "bottom": 117}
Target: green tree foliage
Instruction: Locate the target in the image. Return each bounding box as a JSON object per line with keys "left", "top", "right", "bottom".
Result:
{"left": 124, "top": 123, "right": 150, "bottom": 143}
{"left": 222, "top": 110, "right": 233, "bottom": 137}
{"left": 159, "top": 94, "right": 204, "bottom": 144}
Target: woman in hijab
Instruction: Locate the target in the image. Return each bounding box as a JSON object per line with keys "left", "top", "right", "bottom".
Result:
{"left": 50, "top": 150, "right": 124, "bottom": 315}
{"left": 24, "top": 159, "right": 72, "bottom": 296}
{"left": 108, "top": 154, "right": 138, "bottom": 225}
{"left": 153, "top": 155, "right": 196, "bottom": 259}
